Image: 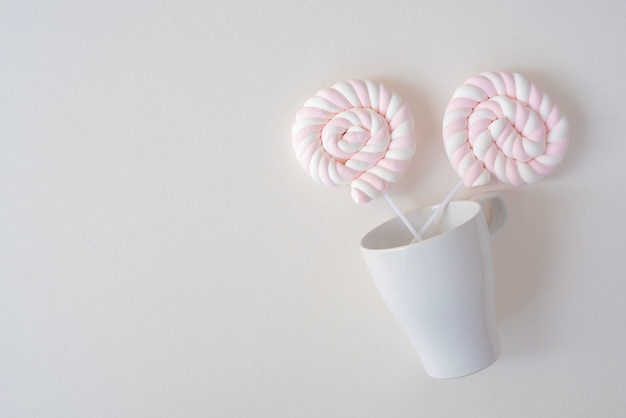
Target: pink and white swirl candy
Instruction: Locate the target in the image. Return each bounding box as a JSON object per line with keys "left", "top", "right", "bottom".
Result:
{"left": 292, "top": 80, "right": 417, "bottom": 203}
{"left": 443, "top": 71, "right": 569, "bottom": 187}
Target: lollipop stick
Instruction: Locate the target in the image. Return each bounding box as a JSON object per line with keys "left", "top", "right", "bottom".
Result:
{"left": 410, "top": 179, "right": 464, "bottom": 243}
{"left": 383, "top": 192, "right": 422, "bottom": 242}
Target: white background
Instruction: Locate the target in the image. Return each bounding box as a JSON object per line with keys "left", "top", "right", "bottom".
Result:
{"left": 2, "top": 0, "right": 625, "bottom": 416}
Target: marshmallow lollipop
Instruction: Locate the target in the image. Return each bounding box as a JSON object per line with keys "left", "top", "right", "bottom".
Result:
{"left": 418, "top": 71, "right": 569, "bottom": 240}
{"left": 443, "top": 71, "right": 569, "bottom": 187}
{"left": 292, "top": 80, "right": 417, "bottom": 204}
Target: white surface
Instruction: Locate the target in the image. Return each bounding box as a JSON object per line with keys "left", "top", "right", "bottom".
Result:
{"left": 361, "top": 200, "right": 500, "bottom": 379}
{"left": 1, "top": 0, "right": 625, "bottom": 416}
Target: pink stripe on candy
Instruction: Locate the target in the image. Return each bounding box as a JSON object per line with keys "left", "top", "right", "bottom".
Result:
{"left": 529, "top": 159, "right": 553, "bottom": 176}
{"left": 351, "top": 151, "right": 386, "bottom": 164}
{"left": 512, "top": 136, "right": 531, "bottom": 162}
{"left": 482, "top": 145, "right": 499, "bottom": 172}
{"left": 468, "top": 119, "right": 491, "bottom": 143}
{"left": 352, "top": 107, "right": 373, "bottom": 131}
{"left": 351, "top": 188, "right": 371, "bottom": 204}
{"left": 443, "top": 118, "right": 467, "bottom": 138}
{"left": 317, "top": 87, "right": 353, "bottom": 110}
{"left": 378, "top": 85, "right": 392, "bottom": 117}
{"left": 465, "top": 159, "right": 485, "bottom": 187}
{"left": 447, "top": 97, "right": 479, "bottom": 111}
{"left": 388, "top": 105, "right": 411, "bottom": 130}
{"left": 317, "top": 154, "right": 333, "bottom": 186}
{"left": 350, "top": 80, "right": 371, "bottom": 108}
{"left": 515, "top": 102, "right": 530, "bottom": 132}
{"left": 376, "top": 158, "right": 410, "bottom": 172}
{"left": 477, "top": 100, "right": 503, "bottom": 118}
{"left": 451, "top": 143, "right": 470, "bottom": 167}
{"left": 493, "top": 122, "right": 510, "bottom": 149}
{"left": 387, "top": 134, "right": 416, "bottom": 149}
{"left": 545, "top": 106, "right": 562, "bottom": 130}
{"left": 358, "top": 171, "right": 387, "bottom": 191}
{"left": 528, "top": 83, "right": 542, "bottom": 109}
{"left": 468, "top": 75, "right": 497, "bottom": 98}
{"left": 500, "top": 72, "right": 516, "bottom": 99}
{"left": 337, "top": 162, "right": 360, "bottom": 179}
{"left": 293, "top": 125, "right": 322, "bottom": 145}
{"left": 546, "top": 140, "right": 569, "bottom": 154}
{"left": 296, "top": 106, "right": 335, "bottom": 120}
{"left": 505, "top": 158, "right": 524, "bottom": 185}
{"left": 300, "top": 140, "right": 321, "bottom": 167}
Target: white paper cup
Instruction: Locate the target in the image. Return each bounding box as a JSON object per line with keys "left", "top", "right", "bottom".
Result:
{"left": 360, "top": 195, "right": 505, "bottom": 379}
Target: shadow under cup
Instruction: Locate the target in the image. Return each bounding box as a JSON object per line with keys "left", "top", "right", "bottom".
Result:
{"left": 360, "top": 200, "right": 501, "bottom": 379}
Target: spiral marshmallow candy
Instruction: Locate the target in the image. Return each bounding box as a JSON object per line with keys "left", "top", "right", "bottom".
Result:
{"left": 443, "top": 71, "right": 569, "bottom": 187}
{"left": 292, "top": 80, "right": 417, "bottom": 204}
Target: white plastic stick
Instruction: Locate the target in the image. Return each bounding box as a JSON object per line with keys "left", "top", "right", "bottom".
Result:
{"left": 383, "top": 192, "right": 422, "bottom": 242}
{"left": 410, "top": 179, "right": 464, "bottom": 243}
